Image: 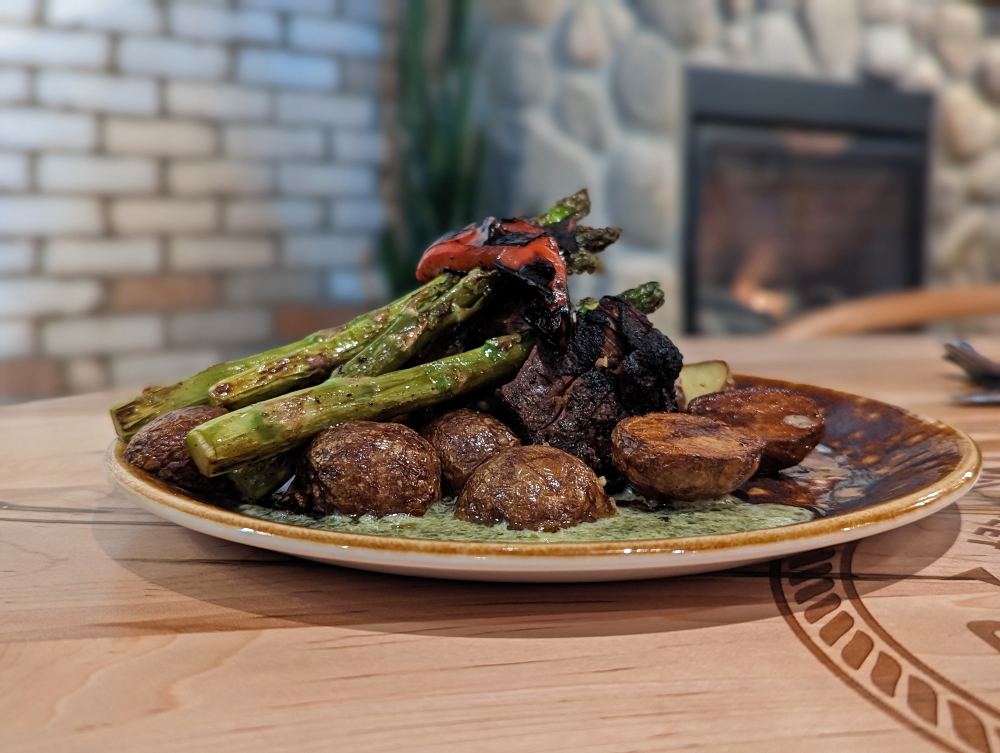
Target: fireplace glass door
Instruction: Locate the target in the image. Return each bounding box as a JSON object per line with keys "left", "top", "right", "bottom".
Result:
{"left": 689, "top": 123, "right": 925, "bottom": 334}
{"left": 682, "top": 69, "right": 931, "bottom": 335}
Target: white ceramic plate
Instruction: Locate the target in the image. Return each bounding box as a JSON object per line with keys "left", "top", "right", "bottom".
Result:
{"left": 105, "top": 377, "right": 982, "bottom": 582}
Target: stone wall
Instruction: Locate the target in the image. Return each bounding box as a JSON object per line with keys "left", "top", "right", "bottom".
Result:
{"left": 478, "top": 0, "right": 1000, "bottom": 335}
{"left": 0, "top": 0, "right": 394, "bottom": 402}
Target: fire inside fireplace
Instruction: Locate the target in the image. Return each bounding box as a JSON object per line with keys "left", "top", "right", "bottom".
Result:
{"left": 682, "top": 69, "right": 933, "bottom": 334}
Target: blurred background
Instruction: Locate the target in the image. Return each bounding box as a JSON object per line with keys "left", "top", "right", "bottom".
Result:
{"left": 0, "top": 0, "right": 998, "bottom": 403}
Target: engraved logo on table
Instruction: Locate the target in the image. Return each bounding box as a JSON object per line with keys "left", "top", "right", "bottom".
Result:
{"left": 771, "top": 453, "right": 1000, "bottom": 753}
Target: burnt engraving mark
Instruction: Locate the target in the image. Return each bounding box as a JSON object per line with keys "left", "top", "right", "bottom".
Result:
{"left": 968, "top": 519, "right": 1000, "bottom": 551}
{"left": 967, "top": 622, "right": 1000, "bottom": 655}
{"left": 772, "top": 543, "right": 1000, "bottom": 753}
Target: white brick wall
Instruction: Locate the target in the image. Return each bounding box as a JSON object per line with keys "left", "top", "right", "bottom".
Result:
{"left": 0, "top": 0, "right": 36, "bottom": 22}
{"left": 277, "top": 92, "right": 376, "bottom": 126}
{"left": 43, "top": 315, "right": 164, "bottom": 356}
{"left": 169, "top": 4, "right": 280, "bottom": 43}
{"left": 237, "top": 49, "right": 339, "bottom": 90}
{"left": 224, "top": 125, "right": 324, "bottom": 158}
{"left": 44, "top": 238, "right": 161, "bottom": 275}
{"left": 0, "top": 279, "right": 103, "bottom": 317}
{"left": 167, "top": 81, "right": 271, "bottom": 120}
{"left": 47, "top": 0, "right": 162, "bottom": 34}
{"left": 332, "top": 130, "right": 386, "bottom": 164}
{"left": 0, "top": 0, "right": 392, "bottom": 399}
{"left": 0, "top": 151, "right": 28, "bottom": 189}
{"left": 170, "top": 307, "right": 272, "bottom": 345}
{"left": 37, "top": 71, "right": 158, "bottom": 116}
{"left": 0, "top": 197, "right": 102, "bottom": 234}
{"left": 105, "top": 118, "right": 217, "bottom": 156}
{"left": 111, "top": 198, "right": 218, "bottom": 234}
{"left": 168, "top": 160, "right": 273, "bottom": 195}
{"left": 332, "top": 199, "right": 385, "bottom": 231}
{"left": 67, "top": 356, "right": 110, "bottom": 393}
{"left": 111, "top": 349, "right": 221, "bottom": 387}
{"left": 329, "top": 268, "right": 380, "bottom": 304}
{"left": 38, "top": 154, "right": 158, "bottom": 193}
{"left": 0, "top": 240, "right": 34, "bottom": 273}
{"left": 288, "top": 17, "right": 382, "bottom": 57}
{"left": 119, "top": 37, "right": 229, "bottom": 80}
{"left": 0, "top": 68, "right": 28, "bottom": 103}
{"left": 224, "top": 270, "right": 324, "bottom": 303}
{"left": 0, "top": 27, "right": 108, "bottom": 68}
{"left": 225, "top": 199, "right": 323, "bottom": 231}
{"left": 279, "top": 163, "right": 377, "bottom": 196}
{"left": 0, "top": 109, "right": 96, "bottom": 150}
{"left": 170, "top": 237, "right": 275, "bottom": 271}
{"left": 283, "top": 234, "right": 372, "bottom": 268}
{"left": 241, "top": 0, "right": 335, "bottom": 13}
{"left": 0, "top": 321, "right": 33, "bottom": 360}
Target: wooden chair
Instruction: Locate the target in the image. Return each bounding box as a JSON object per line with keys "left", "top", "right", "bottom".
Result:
{"left": 770, "top": 284, "right": 1000, "bottom": 339}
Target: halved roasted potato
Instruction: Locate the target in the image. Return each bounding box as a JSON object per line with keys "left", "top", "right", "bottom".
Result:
{"left": 611, "top": 413, "right": 765, "bottom": 502}
{"left": 688, "top": 386, "right": 824, "bottom": 473}
{"left": 675, "top": 360, "right": 734, "bottom": 411}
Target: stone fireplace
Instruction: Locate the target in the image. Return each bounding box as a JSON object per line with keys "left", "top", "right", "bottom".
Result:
{"left": 477, "top": 0, "right": 1000, "bottom": 336}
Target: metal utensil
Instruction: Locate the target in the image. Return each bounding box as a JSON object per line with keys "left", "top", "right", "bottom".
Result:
{"left": 952, "top": 391, "right": 1000, "bottom": 406}
{"left": 944, "top": 342, "right": 1000, "bottom": 388}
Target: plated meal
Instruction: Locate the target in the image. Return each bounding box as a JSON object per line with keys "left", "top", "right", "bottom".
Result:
{"left": 105, "top": 190, "right": 981, "bottom": 581}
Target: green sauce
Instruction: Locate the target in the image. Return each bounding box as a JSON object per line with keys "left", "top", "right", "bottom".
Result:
{"left": 236, "top": 495, "right": 813, "bottom": 543}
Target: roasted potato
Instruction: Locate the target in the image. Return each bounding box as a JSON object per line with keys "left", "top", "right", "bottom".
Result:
{"left": 421, "top": 409, "right": 521, "bottom": 495}
{"left": 297, "top": 421, "right": 441, "bottom": 517}
{"left": 688, "top": 387, "right": 824, "bottom": 472}
{"left": 124, "top": 406, "right": 229, "bottom": 493}
{"left": 674, "top": 360, "right": 735, "bottom": 411}
{"left": 611, "top": 413, "right": 765, "bottom": 502}
{"left": 456, "top": 445, "right": 616, "bottom": 532}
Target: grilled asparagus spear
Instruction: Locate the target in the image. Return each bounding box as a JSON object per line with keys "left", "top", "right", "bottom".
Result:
{"left": 188, "top": 333, "right": 536, "bottom": 477}
{"left": 334, "top": 267, "right": 497, "bottom": 379}
{"left": 578, "top": 281, "right": 665, "bottom": 316}
{"left": 228, "top": 268, "right": 499, "bottom": 500}
{"left": 207, "top": 272, "right": 462, "bottom": 410}
{"left": 110, "top": 273, "right": 459, "bottom": 440}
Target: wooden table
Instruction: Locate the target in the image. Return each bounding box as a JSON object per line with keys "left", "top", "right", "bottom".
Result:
{"left": 2, "top": 335, "right": 998, "bottom": 753}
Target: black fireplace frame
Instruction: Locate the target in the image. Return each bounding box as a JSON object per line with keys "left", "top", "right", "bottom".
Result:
{"left": 681, "top": 67, "right": 934, "bottom": 334}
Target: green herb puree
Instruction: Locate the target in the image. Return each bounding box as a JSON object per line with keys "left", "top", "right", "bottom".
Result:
{"left": 236, "top": 495, "right": 813, "bottom": 543}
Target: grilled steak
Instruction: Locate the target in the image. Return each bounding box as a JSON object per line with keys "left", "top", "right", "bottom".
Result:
{"left": 497, "top": 295, "right": 683, "bottom": 476}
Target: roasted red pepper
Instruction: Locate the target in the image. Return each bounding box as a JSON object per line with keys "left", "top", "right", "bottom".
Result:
{"left": 415, "top": 216, "right": 568, "bottom": 309}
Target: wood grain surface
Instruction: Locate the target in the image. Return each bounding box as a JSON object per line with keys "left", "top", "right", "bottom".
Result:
{"left": 1, "top": 335, "right": 998, "bottom": 753}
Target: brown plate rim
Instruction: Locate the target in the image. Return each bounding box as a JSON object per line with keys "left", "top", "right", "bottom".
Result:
{"left": 104, "top": 377, "right": 982, "bottom": 559}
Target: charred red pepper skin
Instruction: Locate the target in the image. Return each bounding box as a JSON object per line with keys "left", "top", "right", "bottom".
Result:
{"left": 496, "top": 236, "right": 567, "bottom": 308}
{"left": 415, "top": 217, "right": 543, "bottom": 282}
{"left": 415, "top": 218, "right": 568, "bottom": 308}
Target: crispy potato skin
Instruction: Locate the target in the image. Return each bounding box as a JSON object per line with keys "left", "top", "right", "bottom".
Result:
{"left": 124, "top": 406, "right": 229, "bottom": 493}
{"left": 688, "top": 387, "right": 825, "bottom": 472}
{"left": 421, "top": 409, "right": 521, "bottom": 495}
{"left": 612, "top": 413, "right": 765, "bottom": 502}
{"left": 299, "top": 421, "right": 441, "bottom": 517}
{"left": 456, "top": 445, "right": 616, "bottom": 532}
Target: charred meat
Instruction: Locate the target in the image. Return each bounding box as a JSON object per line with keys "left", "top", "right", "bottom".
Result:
{"left": 497, "top": 295, "right": 683, "bottom": 477}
